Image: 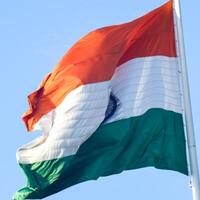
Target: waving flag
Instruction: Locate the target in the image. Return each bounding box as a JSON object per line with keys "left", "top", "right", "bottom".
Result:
{"left": 13, "top": 1, "right": 188, "bottom": 199}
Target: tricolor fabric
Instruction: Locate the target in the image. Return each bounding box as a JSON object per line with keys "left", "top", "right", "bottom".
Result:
{"left": 13, "top": 1, "right": 188, "bottom": 199}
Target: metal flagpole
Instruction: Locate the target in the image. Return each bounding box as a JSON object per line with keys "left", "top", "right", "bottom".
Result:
{"left": 173, "top": 0, "right": 200, "bottom": 199}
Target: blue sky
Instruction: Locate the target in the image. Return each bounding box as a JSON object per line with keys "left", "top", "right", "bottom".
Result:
{"left": 1, "top": 0, "right": 200, "bottom": 199}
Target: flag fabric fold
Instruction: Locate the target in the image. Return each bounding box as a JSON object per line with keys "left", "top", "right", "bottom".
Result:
{"left": 13, "top": 1, "right": 188, "bottom": 199}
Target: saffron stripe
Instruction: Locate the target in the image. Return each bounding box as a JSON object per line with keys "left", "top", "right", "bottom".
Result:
{"left": 22, "top": 1, "right": 175, "bottom": 131}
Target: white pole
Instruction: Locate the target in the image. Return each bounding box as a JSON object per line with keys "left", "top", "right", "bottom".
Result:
{"left": 173, "top": 0, "right": 200, "bottom": 199}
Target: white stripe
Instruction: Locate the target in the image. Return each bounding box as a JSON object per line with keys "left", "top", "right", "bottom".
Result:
{"left": 17, "top": 56, "right": 183, "bottom": 164}
{"left": 106, "top": 56, "right": 182, "bottom": 123}
{"left": 17, "top": 82, "right": 110, "bottom": 163}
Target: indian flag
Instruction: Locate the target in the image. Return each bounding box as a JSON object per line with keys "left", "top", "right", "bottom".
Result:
{"left": 13, "top": 1, "right": 188, "bottom": 199}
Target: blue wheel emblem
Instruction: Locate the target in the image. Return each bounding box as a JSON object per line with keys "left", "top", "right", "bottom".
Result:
{"left": 102, "top": 93, "right": 119, "bottom": 123}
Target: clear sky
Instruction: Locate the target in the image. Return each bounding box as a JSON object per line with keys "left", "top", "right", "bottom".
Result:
{"left": 1, "top": 0, "right": 200, "bottom": 199}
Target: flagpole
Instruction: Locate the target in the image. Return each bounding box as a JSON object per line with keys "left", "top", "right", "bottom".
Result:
{"left": 173, "top": 0, "right": 200, "bottom": 199}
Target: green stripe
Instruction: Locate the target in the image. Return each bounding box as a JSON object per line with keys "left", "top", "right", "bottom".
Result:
{"left": 13, "top": 108, "right": 188, "bottom": 200}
